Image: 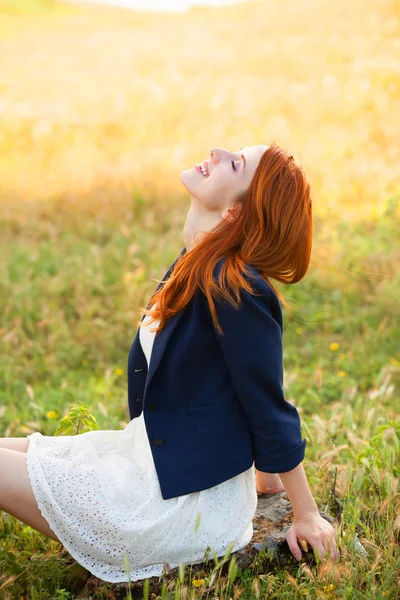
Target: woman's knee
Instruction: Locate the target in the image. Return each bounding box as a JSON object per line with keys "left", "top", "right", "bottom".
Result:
{"left": 0, "top": 437, "right": 29, "bottom": 453}
{"left": 0, "top": 447, "right": 60, "bottom": 542}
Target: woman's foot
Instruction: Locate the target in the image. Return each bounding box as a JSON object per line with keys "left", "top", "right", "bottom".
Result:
{"left": 255, "top": 471, "right": 285, "bottom": 494}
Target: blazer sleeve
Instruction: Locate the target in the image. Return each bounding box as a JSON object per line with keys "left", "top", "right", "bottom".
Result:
{"left": 211, "top": 265, "right": 307, "bottom": 473}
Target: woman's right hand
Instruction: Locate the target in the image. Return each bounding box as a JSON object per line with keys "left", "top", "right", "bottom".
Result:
{"left": 285, "top": 511, "right": 341, "bottom": 562}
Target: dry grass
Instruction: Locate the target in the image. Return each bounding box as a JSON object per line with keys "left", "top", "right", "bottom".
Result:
{"left": 0, "top": 0, "right": 399, "bottom": 227}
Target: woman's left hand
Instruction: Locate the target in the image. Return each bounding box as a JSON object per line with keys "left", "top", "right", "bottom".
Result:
{"left": 284, "top": 511, "right": 341, "bottom": 562}
{"left": 255, "top": 470, "right": 285, "bottom": 494}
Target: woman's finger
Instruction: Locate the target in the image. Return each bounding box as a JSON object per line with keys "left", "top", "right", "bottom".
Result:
{"left": 323, "top": 529, "right": 339, "bottom": 560}
{"left": 329, "top": 531, "right": 341, "bottom": 560}
{"left": 312, "top": 542, "right": 327, "bottom": 562}
{"left": 285, "top": 527, "right": 303, "bottom": 560}
{"left": 314, "top": 532, "right": 339, "bottom": 562}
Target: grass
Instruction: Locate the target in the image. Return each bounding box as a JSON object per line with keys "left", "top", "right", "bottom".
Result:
{"left": 0, "top": 0, "right": 399, "bottom": 597}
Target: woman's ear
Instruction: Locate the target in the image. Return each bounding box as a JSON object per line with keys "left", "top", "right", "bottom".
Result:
{"left": 221, "top": 203, "right": 243, "bottom": 222}
{"left": 221, "top": 208, "right": 233, "bottom": 222}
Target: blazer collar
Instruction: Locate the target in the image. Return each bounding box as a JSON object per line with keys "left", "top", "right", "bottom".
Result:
{"left": 142, "top": 245, "right": 187, "bottom": 398}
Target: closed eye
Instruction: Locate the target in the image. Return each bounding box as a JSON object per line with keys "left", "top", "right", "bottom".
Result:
{"left": 231, "top": 160, "right": 237, "bottom": 171}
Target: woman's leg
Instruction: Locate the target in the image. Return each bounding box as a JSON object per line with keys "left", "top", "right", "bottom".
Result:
{"left": 0, "top": 447, "right": 61, "bottom": 542}
{"left": 0, "top": 438, "right": 29, "bottom": 453}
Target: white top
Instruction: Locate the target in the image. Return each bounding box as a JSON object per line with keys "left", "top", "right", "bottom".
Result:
{"left": 25, "top": 307, "right": 257, "bottom": 584}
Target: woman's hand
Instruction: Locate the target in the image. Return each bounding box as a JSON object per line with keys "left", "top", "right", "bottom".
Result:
{"left": 255, "top": 470, "right": 285, "bottom": 494}
{"left": 285, "top": 511, "right": 341, "bottom": 562}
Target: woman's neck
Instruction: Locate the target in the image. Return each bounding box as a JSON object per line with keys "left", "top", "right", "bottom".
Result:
{"left": 183, "top": 200, "right": 223, "bottom": 251}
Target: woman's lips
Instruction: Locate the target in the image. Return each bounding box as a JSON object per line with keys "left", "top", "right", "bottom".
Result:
{"left": 194, "top": 162, "right": 209, "bottom": 176}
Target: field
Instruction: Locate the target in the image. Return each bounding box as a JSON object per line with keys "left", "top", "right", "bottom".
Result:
{"left": 0, "top": 0, "right": 399, "bottom": 597}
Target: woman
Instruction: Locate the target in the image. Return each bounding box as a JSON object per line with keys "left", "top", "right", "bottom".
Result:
{"left": 0, "top": 143, "right": 340, "bottom": 583}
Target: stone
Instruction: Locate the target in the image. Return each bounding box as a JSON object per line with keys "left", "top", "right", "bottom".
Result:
{"left": 73, "top": 490, "right": 345, "bottom": 598}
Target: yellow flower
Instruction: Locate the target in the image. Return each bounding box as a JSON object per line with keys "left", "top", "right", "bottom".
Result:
{"left": 337, "top": 370, "right": 347, "bottom": 377}
{"left": 46, "top": 411, "right": 58, "bottom": 419}
{"left": 323, "top": 584, "right": 335, "bottom": 592}
{"left": 192, "top": 578, "right": 205, "bottom": 587}
{"left": 390, "top": 358, "right": 399, "bottom": 366}
{"left": 295, "top": 327, "right": 303, "bottom": 334}
{"left": 115, "top": 368, "right": 124, "bottom": 376}
{"left": 339, "top": 353, "right": 346, "bottom": 359}
{"left": 81, "top": 359, "right": 88, "bottom": 366}
{"left": 330, "top": 342, "right": 340, "bottom": 351}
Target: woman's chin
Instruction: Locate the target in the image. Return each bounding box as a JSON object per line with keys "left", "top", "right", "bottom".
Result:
{"left": 179, "top": 169, "right": 199, "bottom": 193}
{"left": 179, "top": 169, "right": 191, "bottom": 185}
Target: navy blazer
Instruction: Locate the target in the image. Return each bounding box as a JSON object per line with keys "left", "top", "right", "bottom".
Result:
{"left": 127, "top": 247, "right": 307, "bottom": 500}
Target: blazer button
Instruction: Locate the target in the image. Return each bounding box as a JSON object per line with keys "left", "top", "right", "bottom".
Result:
{"left": 147, "top": 403, "right": 157, "bottom": 411}
{"left": 152, "top": 437, "right": 164, "bottom": 446}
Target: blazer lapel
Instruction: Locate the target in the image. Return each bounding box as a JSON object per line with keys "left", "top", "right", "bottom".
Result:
{"left": 142, "top": 246, "right": 187, "bottom": 398}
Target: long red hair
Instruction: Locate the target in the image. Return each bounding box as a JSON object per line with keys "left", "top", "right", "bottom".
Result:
{"left": 139, "top": 143, "right": 312, "bottom": 335}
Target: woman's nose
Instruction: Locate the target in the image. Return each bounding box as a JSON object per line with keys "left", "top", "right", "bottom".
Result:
{"left": 210, "top": 147, "right": 227, "bottom": 164}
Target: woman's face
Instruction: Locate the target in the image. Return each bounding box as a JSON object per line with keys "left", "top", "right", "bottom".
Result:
{"left": 180, "top": 144, "right": 268, "bottom": 210}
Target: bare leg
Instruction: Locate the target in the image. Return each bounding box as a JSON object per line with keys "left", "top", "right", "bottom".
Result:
{"left": 0, "top": 447, "right": 61, "bottom": 542}
{"left": 0, "top": 437, "right": 29, "bottom": 453}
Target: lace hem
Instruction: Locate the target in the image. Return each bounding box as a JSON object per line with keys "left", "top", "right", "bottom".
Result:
{"left": 25, "top": 433, "right": 254, "bottom": 583}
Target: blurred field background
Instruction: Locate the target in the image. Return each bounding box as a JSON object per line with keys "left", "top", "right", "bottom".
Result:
{"left": 0, "top": 0, "right": 399, "bottom": 597}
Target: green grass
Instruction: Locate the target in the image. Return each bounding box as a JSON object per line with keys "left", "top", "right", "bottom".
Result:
{"left": 1, "top": 192, "right": 399, "bottom": 600}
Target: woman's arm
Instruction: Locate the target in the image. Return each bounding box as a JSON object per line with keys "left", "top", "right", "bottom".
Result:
{"left": 210, "top": 260, "right": 339, "bottom": 561}
{"left": 257, "top": 464, "right": 340, "bottom": 562}
{"left": 277, "top": 462, "right": 319, "bottom": 517}
{"left": 256, "top": 463, "right": 319, "bottom": 516}
{"left": 280, "top": 462, "right": 340, "bottom": 562}
{"left": 210, "top": 263, "right": 307, "bottom": 474}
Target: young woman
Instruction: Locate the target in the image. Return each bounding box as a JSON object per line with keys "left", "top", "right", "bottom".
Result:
{"left": 0, "top": 143, "right": 340, "bottom": 583}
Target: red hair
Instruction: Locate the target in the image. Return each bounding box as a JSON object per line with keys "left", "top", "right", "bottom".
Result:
{"left": 140, "top": 143, "right": 312, "bottom": 335}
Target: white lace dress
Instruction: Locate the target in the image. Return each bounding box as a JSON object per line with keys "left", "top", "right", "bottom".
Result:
{"left": 25, "top": 310, "right": 258, "bottom": 583}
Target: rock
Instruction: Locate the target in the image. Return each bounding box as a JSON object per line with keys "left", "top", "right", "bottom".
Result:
{"left": 74, "top": 491, "right": 342, "bottom": 599}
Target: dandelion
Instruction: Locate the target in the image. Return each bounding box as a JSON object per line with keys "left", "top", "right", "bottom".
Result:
{"left": 192, "top": 578, "right": 205, "bottom": 587}
{"left": 323, "top": 584, "right": 335, "bottom": 592}
{"left": 295, "top": 327, "right": 303, "bottom": 334}
{"left": 330, "top": 342, "right": 340, "bottom": 351}
{"left": 115, "top": 368, "right": 124, "bottom": 376}
{"left": 390, "top": 358, "right": 399, "bottom": 366}
{"left": 46, "top": 411, "right": 58, "bottom": 419}
{"left": 337, "top": 370, "right": 347, "bottom": 377}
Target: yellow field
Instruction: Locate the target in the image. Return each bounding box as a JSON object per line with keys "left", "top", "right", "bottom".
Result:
{"left": 0, "top": 0, "right": 398, "bottom": 228}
